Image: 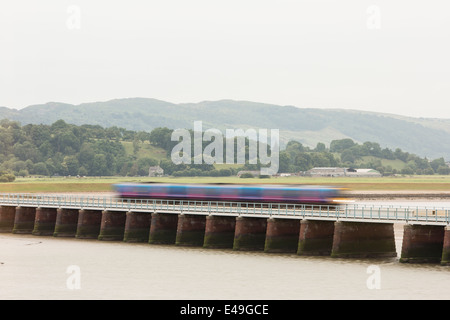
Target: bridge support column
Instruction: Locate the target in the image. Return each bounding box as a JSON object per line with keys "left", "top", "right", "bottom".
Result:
{"left": 148, "top": 212, "right": 178, "bottom": 244}
{"left": 441, "top": 226, "right": 450, "bottom": 266}
{"left": 32, "top": 207, "right": 57, "bottom": 236}
{"left": 400, "top": 224, "right": 444, "bottom": 263}
{"left": 331, "top": 221, "right": 397, "bottom": 258}
{"left": 54, "top": 208, "right": 79, "bottom": 237}
{"left": 297, "top": 220, "right": 335, "bottom": 256}
{"left": 233, "top": 217, "right": 267, "bottom": 251}
{"left": 13, "top": 207, "right": 36, "bottom": 234}
{"left": 76, "top": 209, "right": 102, "bottom": 239}
{"left": 203, "top": 215, "right": 236, "bottom": 249}
{"left": 124, "top": 211, "right": 152, "bottom": 243}
{"left": 264, "top": 218, "right": 300, "bottom": 253}
{"left": 98, "top": 210, "right": 126, "bottom": 241}
{"left": 0, "top": 206, "right": 16, "bottom": 233}
{"left": 176, "top": 214, "right": 206, "bottom": 246}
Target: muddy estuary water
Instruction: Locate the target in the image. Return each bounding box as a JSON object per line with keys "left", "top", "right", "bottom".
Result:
{"left": 1, "top": 199, "right": 450, "bottom": 300}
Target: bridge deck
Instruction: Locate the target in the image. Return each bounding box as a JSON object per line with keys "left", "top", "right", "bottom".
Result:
{"left": 0, "top": 193, "right": 449, "bottom": 225}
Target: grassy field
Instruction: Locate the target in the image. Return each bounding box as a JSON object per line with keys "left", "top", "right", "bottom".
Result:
{"left": 121, "top": 141, "right": 167, "bottom": 161}
{"left": 0, "top": 175, "right": 450, "bottom": 193}
{"left": 355, "top": 156, "right": 407, "bottom": 171}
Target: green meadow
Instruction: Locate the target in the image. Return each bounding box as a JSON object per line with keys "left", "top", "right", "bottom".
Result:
{"left": 0, "top": 175, "right": 450, "bottom": 193}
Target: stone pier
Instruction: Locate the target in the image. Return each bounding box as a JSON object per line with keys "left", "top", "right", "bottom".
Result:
{"left": 233, "top": 216, "right": 267, "bottom": 251}
{"left": 264, "top": 218, "right": 300, "bottom": 253}
{"left": 203, "top": 215, "right": 236, "bottom": 249}
{"left": 400, "top": 224, "right": 445, "bottom": 263}
{"left": 98, "top": 210, "right": 127, "bottom": 241}
{"left": 76, "top": 209, "right": 102, "bottom": 239}
{"left": 32, "top": 207, "right": 57, "bottom": 236}
{"left": 441, "top": 226, "right": 450, "bottom": 266}
{"left": 176, "top": 214, "right": 206, "bottom": 246}
{"left": 297, "top": 220, "right": 335, "bottom": 256}
{"left": 148, "top": 212, "right": 178, "bottom": 244}
{"left": 54, "top": 208, "right": 79, "bottom": 237}
{"left": 0, "top": 206, "right": 16, "bottom": 233}
{"left": 331, "top": 221, "right": 397, "bottom": 258}
{"left": 123, "top": 211, "right": 152, "bottom": 243}
{"left": 12, "top": 207, "right": 36, "bottom": 234}
{"left": 6, "top": 200, "right": 450, "bottom": 266}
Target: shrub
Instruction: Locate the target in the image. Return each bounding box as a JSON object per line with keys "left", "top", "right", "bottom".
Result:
{"left": 240, "top": 173, "right": 254, "bottom": 178}
{"left": 0, "top": 173, "right": 15, "bottom": 182}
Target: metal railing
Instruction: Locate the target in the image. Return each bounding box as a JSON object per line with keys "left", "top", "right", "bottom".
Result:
{"left": 0, "top": 193, "right": 449, "bottom": 225}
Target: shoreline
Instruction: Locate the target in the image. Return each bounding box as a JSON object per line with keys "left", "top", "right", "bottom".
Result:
{"left": 349, "top": 190, "right": 450, "bottom": 201}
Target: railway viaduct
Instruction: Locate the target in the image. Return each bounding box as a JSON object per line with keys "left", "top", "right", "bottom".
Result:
{"left": 1, "top": 193, "right": 450, "bottom": 265}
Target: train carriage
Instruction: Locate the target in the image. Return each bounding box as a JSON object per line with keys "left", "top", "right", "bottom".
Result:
{"left": 113, "top": 183, "right": 347, "bottom": 205}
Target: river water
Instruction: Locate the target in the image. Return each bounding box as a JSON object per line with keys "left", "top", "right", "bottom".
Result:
{"left": 1, "top": 200, "right": 450, "bottom": 300}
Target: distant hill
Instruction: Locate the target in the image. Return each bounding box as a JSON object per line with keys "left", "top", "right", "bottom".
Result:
{"left": 2, "top": 98, "right": 450, "bottom": 160}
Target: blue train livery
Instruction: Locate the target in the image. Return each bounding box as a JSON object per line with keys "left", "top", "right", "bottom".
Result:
{"left": 113, "top": 183, "right": 347, "bottom": 205}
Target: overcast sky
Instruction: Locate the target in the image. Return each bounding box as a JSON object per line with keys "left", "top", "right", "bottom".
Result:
{"left": 1, "top": 1, "right": 449, "bottom": 118}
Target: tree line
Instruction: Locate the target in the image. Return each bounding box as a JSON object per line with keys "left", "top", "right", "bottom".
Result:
{"left": 149, "top": 128, "right": 450, "bottom": 176}
{"left": 0, "top": 120, "right": 448, "bottom": 180}
{"left": 0, "top": 119, "right": 156, "bottom": 178}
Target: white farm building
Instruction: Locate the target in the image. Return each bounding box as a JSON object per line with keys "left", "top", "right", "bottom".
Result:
{"left": 306, "top": 167, "right": 381, "bottom": 177}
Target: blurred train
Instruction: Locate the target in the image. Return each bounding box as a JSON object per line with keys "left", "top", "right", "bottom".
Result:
{"left": 113, "top": 183, "right": 348, "bottom": 205}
